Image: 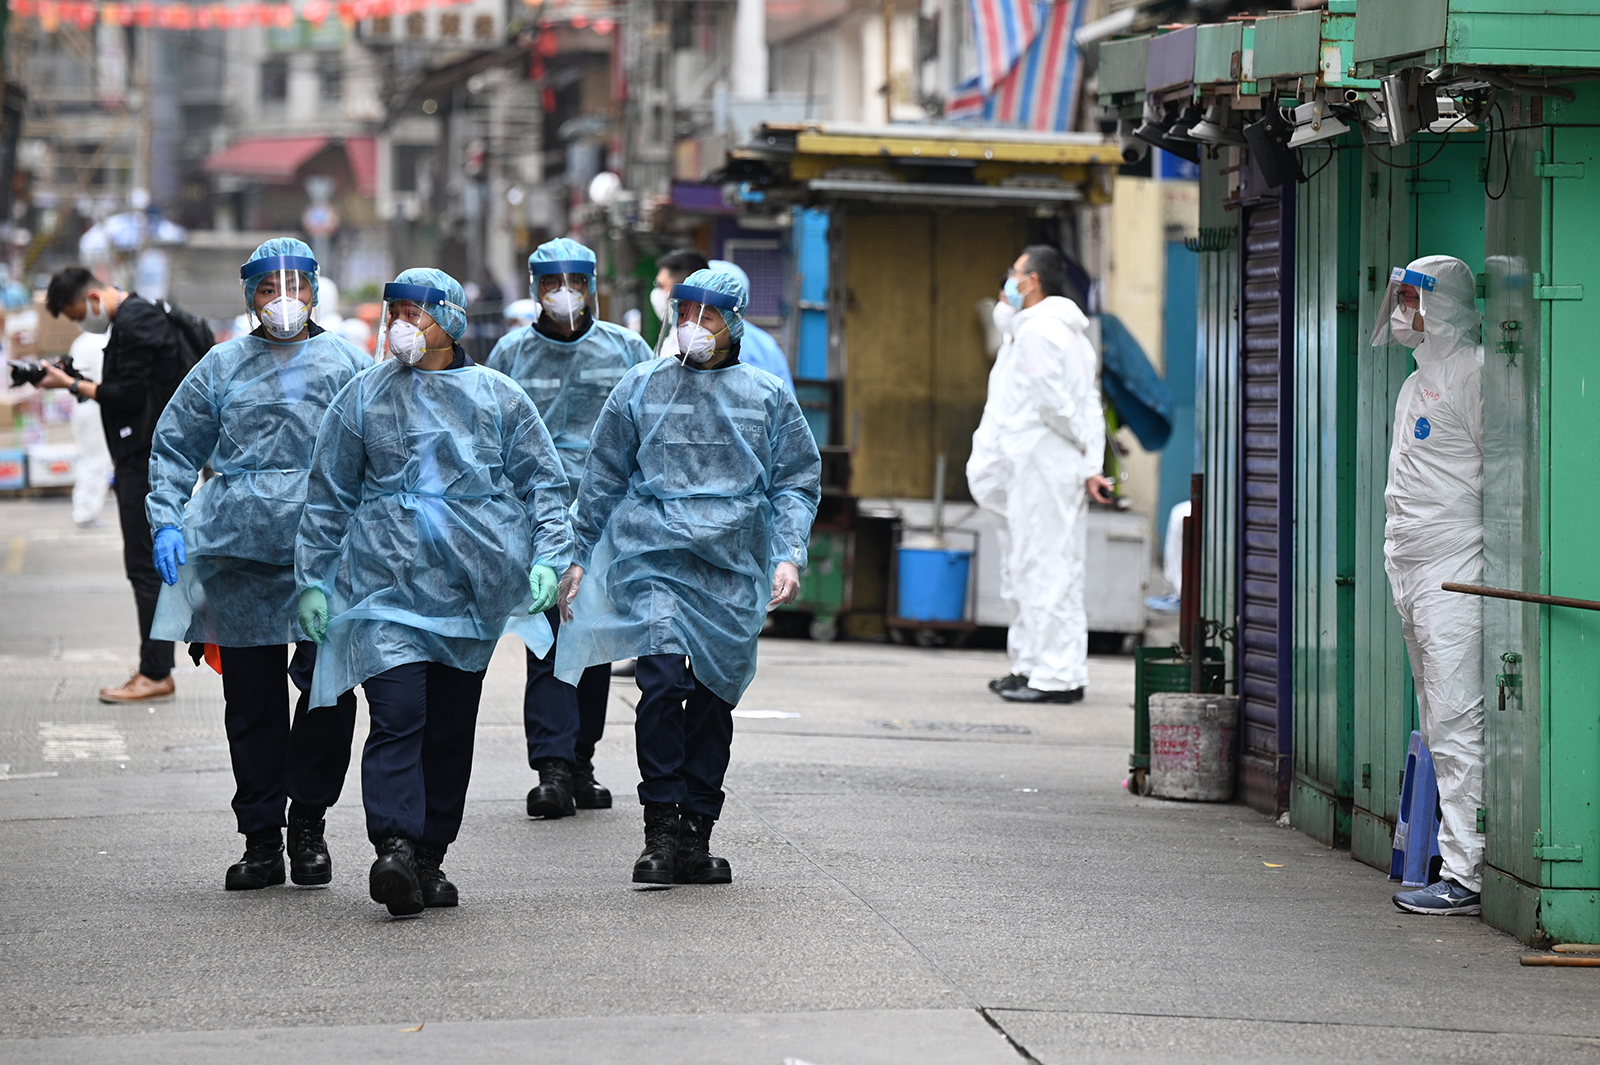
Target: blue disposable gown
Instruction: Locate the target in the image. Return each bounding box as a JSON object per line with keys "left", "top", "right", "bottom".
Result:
{"left": 485, "top": 318, "right": 652, "bottom": 503}
{"left": 295, "top": 357, "right": 574, "bottom": 708}
{"left": 736, "top": 323, "right": 795, "bottom": 392}
{"left": 146, "top": 330, "right": 371, "bottom": 647}
{"left": 555, "top": 357, "right": 821, "bottom": 704}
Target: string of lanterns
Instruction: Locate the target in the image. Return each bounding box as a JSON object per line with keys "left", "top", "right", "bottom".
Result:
{"left": 8, "top": 0, "right": 480, "bottom": 31}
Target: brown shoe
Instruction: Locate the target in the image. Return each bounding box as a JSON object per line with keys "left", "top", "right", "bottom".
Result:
{"left": 98, "top": 673, "right": 175, "bottom": 704}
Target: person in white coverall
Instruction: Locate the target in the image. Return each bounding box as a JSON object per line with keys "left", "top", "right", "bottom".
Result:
{"left": 67, "top": 329, "right": 112, "bottom": 527}
{"left": 1376, "top": 255, "right": 1486, "bottom": 917}
{"left": 968, "top": 245, "right": 1113, "bottom": 704}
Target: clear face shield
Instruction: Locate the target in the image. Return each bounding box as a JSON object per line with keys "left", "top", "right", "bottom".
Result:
{"left": 529, "top": 262, "right": 594, "bottom": 331}
{"left": 377, "top": 282, "right": 462, "bottom": 366}
{"left": 1370, "top": 266, "right": 1436, "bottom": 349}
{"left": 666, "top": 283, "right": 740, "bottom": 364}
{"left": 240, "top": 255, "right": 317, "bottom": 341}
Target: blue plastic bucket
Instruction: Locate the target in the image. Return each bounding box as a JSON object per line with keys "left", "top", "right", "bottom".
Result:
{"left": 896, "top": 546, "right": 972, "bottom": 621}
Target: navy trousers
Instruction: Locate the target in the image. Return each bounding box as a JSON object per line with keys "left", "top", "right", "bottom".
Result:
{"left": 523, "top": 607, "right": 611, "bottom": 766}
{"left": 633, "top": 654, "right": 735, "bottom": 820}
{"left": 361, "top": 661, "right": 484, "bottom": 848}
{"left": 218, "top": 641, "right": 356, "bottom": 836}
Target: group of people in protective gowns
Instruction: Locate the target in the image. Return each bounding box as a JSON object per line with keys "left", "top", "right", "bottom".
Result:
{"left": 146, "top": 236, "right": 821, "bottom": 917}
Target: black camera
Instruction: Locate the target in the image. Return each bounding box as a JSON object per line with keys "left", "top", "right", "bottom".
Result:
{"left": 8, "top": 355, "right": 82, "bottom": 389}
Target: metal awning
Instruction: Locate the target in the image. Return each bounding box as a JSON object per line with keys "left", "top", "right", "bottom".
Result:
{"left": 806, "top": 178, "right": 1083, "bottom": 207}
{"left": 205, "top": 137, "right": 330, "bottom": 182}
{"left": 204, "top": 136, "right": 377, "bottom": 195}
{"left": 793, "top": 123, "right": 1122, "bottom": 166}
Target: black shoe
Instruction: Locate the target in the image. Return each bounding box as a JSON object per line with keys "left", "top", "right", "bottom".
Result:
{"left": 526, "top": 757, "right": 576, "bottom": 819}
{"left": 414, "top": 844, "right": 458, "bottom": 908}
{"left": 674, "top": 811, "right": 733, "bottom": 885}
{"left": 632, "top": 802, "right": 680, "bottom": 886}
{"left": 286, "top": 807, "right": 332, "bottom": 886}
{"left": 572, "top": 757, "right": 613, "bottom": 810}
{"left": 369, "top": 837, "right": 424, "bottom": 916}
{"left": 1000, "top": 685, "right": 1085, "bottom": 704}
{"left": 987, "top": 673, "right": 1029, "bottom": 693}
{"left": 225, "top": 830, "right": 286, "bottom": 890}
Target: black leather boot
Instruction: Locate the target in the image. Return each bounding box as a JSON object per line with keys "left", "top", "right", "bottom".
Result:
{"left": 414, "top": 844, "right": 458, "bottom": 908}
{"left": 674, "top": 811, "right": 733, "bottom": 885}
{"left": 632, "top": 803, "right": 680, "bottom": 886}
{"left": 225, "top": 830, "right": 286, "bottom": 890}
{"left": 369, "top": 837, "right": 424, "bottom": 916}
{"left": 286, "top": 806, "right": 332, "bottom": 886}
{"left": 526, "top": 757, "right": 576, "bottom": 819}
{"left": 572, "top": 756, "right": 612, "bottom": 810}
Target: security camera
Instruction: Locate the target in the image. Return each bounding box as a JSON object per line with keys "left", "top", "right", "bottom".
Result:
{"left": 1117, "top": 119, "right": 1149, "bottom": 164}
{"left": 1380, "top": 68, "right": 1439, "bottom": 147}
{"left": 1130, "top": 101, "right": 1200, "bottom": 163}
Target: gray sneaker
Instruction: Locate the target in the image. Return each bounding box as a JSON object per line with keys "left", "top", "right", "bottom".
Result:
{"left": 1393, "top": 878, "right": 1481, "bottom": 916}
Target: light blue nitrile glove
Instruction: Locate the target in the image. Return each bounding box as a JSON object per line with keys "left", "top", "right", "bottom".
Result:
{"left": 153, "top": 526, "right": 186, "bottom": 586}
{"left": 528, "top": 564, "right": 559, "bottom": 614}
{"left": 298, "top": 587, "right": 329, "bottom": 645}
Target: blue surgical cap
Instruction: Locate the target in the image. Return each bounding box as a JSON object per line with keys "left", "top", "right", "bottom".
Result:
{"left": 529, "top": 237, "right": 597, "bottom": 295}
{"left": 242, "top": 237, "right": 318, "bottom": 309}
{"left": 676, "top": 266, "right": 747, "bottom": 343}
{"left": 707, "top": 259, "right": 750, "bottom": 296}
{"left": 388, "top": 267, "right": 468, "bottom": 341}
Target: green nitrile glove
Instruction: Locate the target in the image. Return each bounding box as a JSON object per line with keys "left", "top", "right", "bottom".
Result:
{"left": 298, "top": 587, "right": 329, "bottom": 645}
{"left": 528, "top": 564, "right": 559, "bottom": 614}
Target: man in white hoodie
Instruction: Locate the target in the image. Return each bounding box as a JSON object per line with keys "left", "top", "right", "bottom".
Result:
{"left": 968, "top": 245, "right": 1113, "bottom": 704}
{"left": 1376, "top": 255, "right": 1487, "bottom": 917}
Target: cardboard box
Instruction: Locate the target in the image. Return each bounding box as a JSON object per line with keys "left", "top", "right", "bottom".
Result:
{"left": 34, "top": 293, "right": 83, "bottom": 357}
{"left": 26, "top": 442, "right": 78, "bottom": 487}
{"left": 0, "top": 448, "right": 24, "bottom": 489}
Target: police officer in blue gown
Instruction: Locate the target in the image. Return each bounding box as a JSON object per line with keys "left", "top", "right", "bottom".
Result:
{"left": 147, "top": 238, "right": 369, "bottom": 892}
{"left": 487, "top": 238, "right": 652, "bottom": 821}
{"left": 296, "top": 268, "right": 573, "bottom": 917}
{"left": 556, "top": 268, "right": 820, "bottom": 886}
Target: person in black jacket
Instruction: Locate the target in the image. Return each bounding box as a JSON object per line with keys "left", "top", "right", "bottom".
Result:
{"left": 41, "top": 267, "right": 187, "bottom": 703}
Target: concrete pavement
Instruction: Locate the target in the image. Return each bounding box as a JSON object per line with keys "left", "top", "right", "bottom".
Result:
{"left": 1, "top": 496, "right": 1597, "bottom": 1064}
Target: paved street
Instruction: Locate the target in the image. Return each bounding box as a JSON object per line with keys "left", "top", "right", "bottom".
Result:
{"left": 2, "top": 495, "right": 1598, "bottom": 1064}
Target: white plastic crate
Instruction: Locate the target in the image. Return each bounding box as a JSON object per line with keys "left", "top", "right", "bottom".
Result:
{"left": 26, "top": 443, "right": 79, "bottom": 487}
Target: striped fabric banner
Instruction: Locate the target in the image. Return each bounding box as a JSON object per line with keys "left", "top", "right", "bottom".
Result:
{"left": 967, "top": 0, "right": 1040, "bottom": 93}
{"left": 990, "top": 0, "right": 1086, "bottom": 131}
{"left": 946, "top": 75, "right": 988, "bottom": 121}
{"left": 950, "top": 0, "right": 1087, "bottom": 133}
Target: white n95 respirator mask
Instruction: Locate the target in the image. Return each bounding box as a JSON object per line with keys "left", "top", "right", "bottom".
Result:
{"left": 259, "top": 296, "right": 310, "bottom": 340}
{"left": 542, "top": 287, "right": 585, "bottom": 321}
{"left": 389, "top": 320, "right": 428, "bottom": 365}
{"left": 676, "top": 322, "right": 718, "bottom": 363}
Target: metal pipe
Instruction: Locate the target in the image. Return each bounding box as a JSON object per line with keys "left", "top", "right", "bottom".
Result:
{"left": 1441, "top": 582, "right": 1600, "bottom": 613}
{"left": 1187, "top": 473, "right": 1205, "bottom": 694}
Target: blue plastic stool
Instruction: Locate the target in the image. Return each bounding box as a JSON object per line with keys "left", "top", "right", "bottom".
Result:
{"left": 1390, "top": 730, "right": 1444, "bottom": 888}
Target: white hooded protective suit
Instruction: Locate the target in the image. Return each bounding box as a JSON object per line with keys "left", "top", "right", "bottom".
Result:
{"left": 1381, "top": 254, "right": 1485, "bottom": 893}
{"left": 968, "top": 295, "right": 1104, "bottom": 692}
